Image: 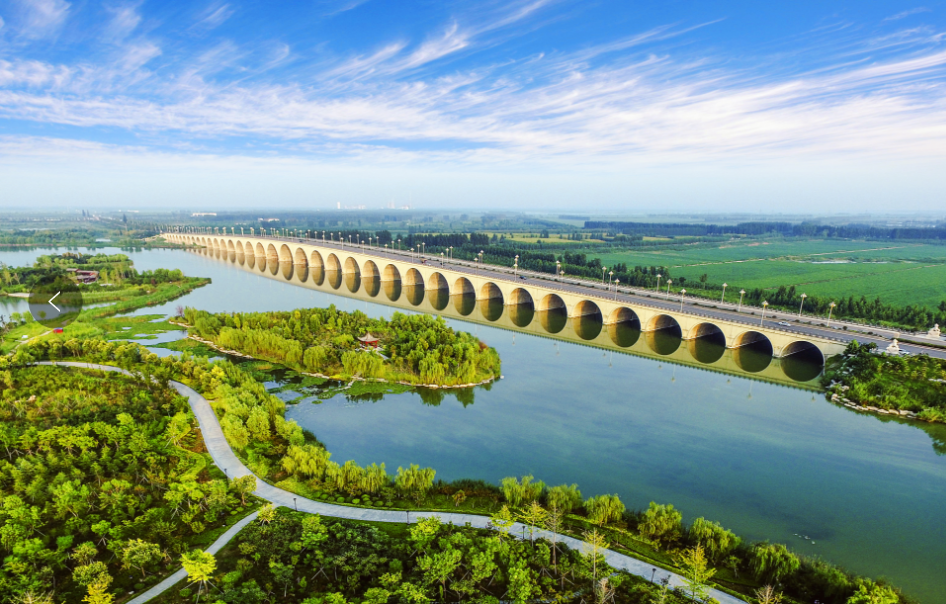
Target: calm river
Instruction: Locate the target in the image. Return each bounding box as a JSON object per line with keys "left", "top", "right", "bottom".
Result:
{"left": 2, "top": 246, "right": 945, "bottom": 602}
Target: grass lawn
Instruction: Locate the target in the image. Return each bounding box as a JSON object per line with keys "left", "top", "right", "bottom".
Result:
{"left": 588, "top": 239, "right": 946, "bottom": 308}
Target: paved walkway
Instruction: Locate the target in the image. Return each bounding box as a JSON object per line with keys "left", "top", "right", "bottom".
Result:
{"left": 38, "top": 362, "right": 746, "bottom": 604}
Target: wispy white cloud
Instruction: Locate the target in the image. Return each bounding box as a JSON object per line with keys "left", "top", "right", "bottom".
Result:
{"left": 193, "top": 2, "right": 233, "bottom": 32}
{"left": 319, "top": 0, "right": 372, "bottom": 17}
{"left": 16, "top": 0, "right": 71, "bottom": 39}
{"left": 103, "top": 2, "right": 141, "bottom": 42}
{"left": 884, "top": 7, "right": 932, "bottom": 22}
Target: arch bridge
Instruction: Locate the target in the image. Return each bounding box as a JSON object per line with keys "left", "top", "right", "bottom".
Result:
{"left": 163, "top": 233, "right": 847, "bottom": 363}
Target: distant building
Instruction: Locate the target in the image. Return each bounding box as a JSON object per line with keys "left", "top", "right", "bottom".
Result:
{"left": 191, "top": 212, "right": 217, "bottom": 217}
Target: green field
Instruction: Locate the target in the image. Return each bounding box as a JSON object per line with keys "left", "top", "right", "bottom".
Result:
{"left": 589, "top": 240, "right": 946, "bottom": 308}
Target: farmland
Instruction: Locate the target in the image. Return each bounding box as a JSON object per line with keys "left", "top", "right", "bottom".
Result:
{"left": 587, "top": 240, "right": 946, "bottom": 308}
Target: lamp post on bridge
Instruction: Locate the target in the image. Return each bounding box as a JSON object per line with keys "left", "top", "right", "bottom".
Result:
{"left": 828, "top": 301, "right": 837, "bottom": 327}
{"left": 798, "top": 293, "right": 808, "bottom": 317}
{"left": 555, "top": 260, "right": 561, "bottom": 280}
{"left": 614, "top": 279, "right": 620, "bottom": 300}
{"left": 655, "top": 273, "right": 661, "bottom": 293}
{"left": 738, "top": 289, "right": 746, "bottom": 312}
{"left": 514, "top": 255, "right": 519, "bottom": 277}
{"left": 721, "top": 283, "right": 727, "bottom": 304}
{"left": 665, "top": 279, "right": 672, "bottom": 299}
{"left": 608, "top": 271, "right": 613, "bottom": 291}
{"left": 679, "top": 289, "right": 686, "bottom": 311}
{"left": 761, "top": 301, "right": 769, "bottom": 326}
{"left": 441, "top": 252, "right": 445, "bottom": 267}
{"left": 601, "top": 266, "right": 607, "bottom": 284}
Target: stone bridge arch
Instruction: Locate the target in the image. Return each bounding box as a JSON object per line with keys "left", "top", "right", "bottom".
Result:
{"left": 508, "top": 288, "right": 533, "bottom": 307}
{"left": 572, "top": 300, "right": 603, "bottom": 340}
{"left": 279, "top": 244, "right": 292, "bottom": 263}
{"left": 362, "top": 260, "right": 380, "bottom": 279}
{"left": 227, "top": 240, "right": 235, "bottom": 252}
{"left": 294, "top": 247, "right": 308, "bottom": 266}
{"left": 344, "top": 257, "right": 360, "bottom": 275}
{"left": 326, "top": 253, "right": 341, "bottom": 272}
{"left": 479, "top": 282, "right": 503, "bottom": 302}
{"left": 383, "top": 264, "right": 401, "bottom": 282}
{"left": 646, "top": 314, "right": 681, "bottom": 334}
{"left": 607, "top": 307, "right": 641, "bottom": 347}
{"left": 428, "top": 272, "right": 449, "bottom": 291}
{"left": 453, "top": 277, "right": 474, "bottom": 295}
{"left": 404, "top": 268, "right": 424, "bottom": 286}
{"left": 688, "top": 322, "right": 726, "bottom": 345}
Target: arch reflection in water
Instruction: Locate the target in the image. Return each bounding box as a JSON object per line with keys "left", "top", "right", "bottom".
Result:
{"left": 453, "top": 292, "right": 475, "bottom": 316}
{"left": 405, "top": 284, "right": 425, "bottom": 306}
{"left": 311, "top": 265, "right": 325, "bottom": 286}
{"left": 479, "top": 297, "right": 504, "bottom": 322}
{"left": 280, "top": 262, "right": 293, "bottom": 280}
{"left": 427, "top": 287, "right": 449, "bottom": 310}
{"left": 384, "top": 279, "right": 402, "bottom": 301}
{"left": 326, "top": 269, "right": 342, "bottom": 290}
{"left": 344, "top": 271, "right": 361, "bottom": 293}
{"left": 508, "top": 302, "right": 535, "bottom": 328}
{"left": 733, "top": 340, "right": 774, "bottom": 373}
{"left": 781, "top": 344, "right": 826, "bottom": 382}
{"left": 364, "top": 276, "right": 381, "bottom": 298}
{"left": 646, "top": 329, "right": 682, "bottom": 356}
{"left": 607, "top": 307, "right": 641, "bottom": 348}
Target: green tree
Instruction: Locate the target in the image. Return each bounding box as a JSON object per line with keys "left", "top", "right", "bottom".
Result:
{"left": 500, "top": 475, "right": 545, "bottom": 507}
{"left": 518, "top": 500, "right": 548, "bottom": 544}
{"left": 637, "top": 502, "right": 682, "bottom": 550}
{"left": 120, "top": 539, "right": 162, "bottom": 578}
{"left": 676, "top": 544, "right": 716, "bottom": 603}
{"left": 847, "top": 581, "right": 899, "bottom": 604}
{"left": 689, "top": 517, "right": 740, "bottom": 563}
{"left": 181, "top": 549, "right": 217, "bottom": 601}
{"left": 230, "top": 475, "right": 256, "bottom": 506}
{"left": 546, "top": 484, "right": 582, "bottom": 513}
{"left": 749, "top": 542, "right": 800, "bottom": 585}
{"left": 582, "top": 528, "right": 609, "bottom": 586}
{"left": 583, "top": 494, "right": 625, "bottom": 526}
{"left": 395, "top": 464, "right": 436, "bottom": 503}
{"left": 754, "top": 585, "right": 783, "bottom": 604}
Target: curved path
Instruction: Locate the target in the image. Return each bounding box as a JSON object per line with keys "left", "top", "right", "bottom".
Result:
{"left": 38, "top": 362, "right": 746, "bottom": 604}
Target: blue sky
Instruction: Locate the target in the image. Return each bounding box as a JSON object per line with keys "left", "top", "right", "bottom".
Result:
{"left": 1, "top": 0, "right": 945, "bottom": 212}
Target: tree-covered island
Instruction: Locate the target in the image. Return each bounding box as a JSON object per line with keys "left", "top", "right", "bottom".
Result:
{"left": 180, "top": 307, "right": 501, "bottom": 388}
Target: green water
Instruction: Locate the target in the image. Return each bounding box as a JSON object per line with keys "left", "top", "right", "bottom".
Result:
{"left": 2, "top": 246, "right": 944, "bottom": 602}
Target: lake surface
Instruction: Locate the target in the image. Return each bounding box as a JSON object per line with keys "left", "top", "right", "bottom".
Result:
{"left": 2, "top": 246, "right": 945, "bottom": 602}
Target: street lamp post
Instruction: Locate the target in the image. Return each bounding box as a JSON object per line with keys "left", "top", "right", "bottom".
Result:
{"left": 396, "top": 238, "right": 400, "bottom": 251}
{"left": 441, "top": 252, "right": 444, "bottom": 267}
{"left": 655, "top": 273, "right": 662, "bottom": 293}
{"left": 761, "top": 301, "right": 769, "bottom": 326}
{"left": 555, "top": 260, "right": 561, "bottom": 279}
{"left": 514, "top": 255, "right": 519, "bottom": 277}
{"left": 721, "top": 283, "right": 727, "bottom": 304}
{"left": 798, "top": 293, "right": 808, "bottom": 317}
{"left": 828, "top": 301, "right": 837, "bottom": 327}
{"left": 666, "top": 279, "right": 672, "bottom": 299}
{"left": 608, "top": 271, "right": 613, "bottom": 291}
{"left": 738, "top": 289, "right": 746, "bottom": 312}
{"left": 679, "top": 289, "right": 686, "bottom": 311}
{"left": 613, "top": 279, "right": 620, "bottom": 299}
{"left": 602, "top": 266, "right": 607, "bottom": 284}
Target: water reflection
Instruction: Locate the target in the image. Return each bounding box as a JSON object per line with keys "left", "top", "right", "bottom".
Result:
{"left": 733, "top": 340, "right": 774, "bottom": 373}
{"left": 384, "top": 280, "right": 401, "bottom": 301}
{"left": 427, "top": 287, "right": 449, "bottom": 311}
{"left": 344, "top": 271, "right": 361, "bottom": 293}
{"left": 453, "top": 292, "right": 475, "bottom": 316}
{"left": 326, "top": 269, "right": 342, "bottom": 290}
{"left": 688, "top": 333, "right": 727, "bottom": 364}
{"left": 573, "top": 311, "right": 603, "bottom": 340}
{"left": 646, "top": 327, "right": 682, "bottom": 356}
{"left": 608, "top": 321, "right": 641, "bottom": 348}
{"left": 364, "top": 276, "right": 381, "bottom": 298}
{"left": 508, "top": 303, "right": 535, "bottom": 328}
{"left": 405, "top": 284, "right": 425, "bottom": 306}
{"left": 538, "top": 308, "right": 568, "bottom": 334}
{"left": 479, "top": 297, "right": 503, "bottom": 322}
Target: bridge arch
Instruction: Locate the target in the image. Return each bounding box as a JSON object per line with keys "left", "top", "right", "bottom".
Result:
{"left": 607, "top": 307, "right": 641, "bottom": 347}
{"left": 362, "top": 260, "right": 380, "bottom": 279}
{"left": 383, "top": 264, "right": 401, "bottom": 282}
{"left": 227, "top": 240, "right": 235, "bottom": 252}
{"left": 507, "top": 288, "right": 533, "bottom": 306}
{"left": 780, "top": 340, "right": 825, "bottom": 381}
{"left": 243, "top": 241, "right": 253, "bottom": 255}
{"left": 537, "top": 294, "right": 567, "bottom": 334}
{"left": 264, "top": 243, "right": 277, "bottom": 261}
{"left": 279, "top": 244, "right": 292, "bottom": 263}
{"left": 235, "top": 240, "right": 244, "bottom": 253}
{"left": 731, "top": 330, "right": 774, "bottom": 373}
{"left": 255, "top": 242, "right": 265, "bottom": 258}
{"left": 427, "top": 272, "right": 449, "bottom": 291}
{"left": 294, "top": 247, "right": 308, "bottom": 266}
{"left": 325, "top": 253, "right": 341, "bottom": 272}
{"left": 572, "top": 300, "right": 603, "bottom": 340}
{"left": 480, "top": 282, "right": 503, "bottom": 302}
{"left": 688, "top": 322, "right": 726, "bottom": 345}
{"left": 404, "top": 268, "right": 423, "bottom": 286}
{"left": 646, "top": 314, "right": 681, "bottom": 333}
{"left": 538, "top": 293, "right": 565, "bottom": 312}
{"left": 344, "top": 257, "right": 360, "bottom": 275}
{"left": 453, "top": 277, "right": 474, "bottom": 295}
{"left": 310, "top": 250, "right": 323, "bottom": 268}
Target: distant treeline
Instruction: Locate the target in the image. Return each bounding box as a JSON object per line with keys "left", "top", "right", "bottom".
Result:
{"left": 585, "top": 221, "right": 946, "bottom": 241}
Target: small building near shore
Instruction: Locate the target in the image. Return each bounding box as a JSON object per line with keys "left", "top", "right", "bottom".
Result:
{"left": 358, "top": 333, "right": 380, "bottom": 348}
